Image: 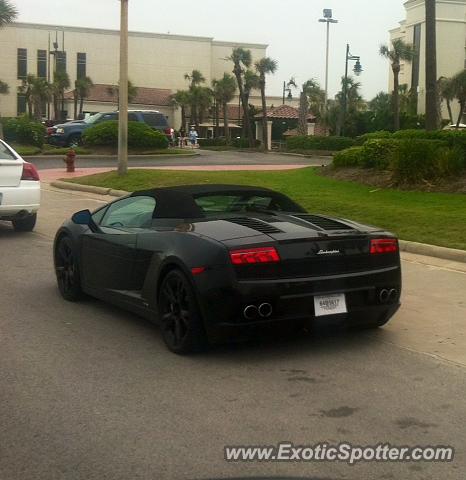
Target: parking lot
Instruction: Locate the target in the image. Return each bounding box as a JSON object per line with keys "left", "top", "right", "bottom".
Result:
{"left": 1, "top": 184, "right": 466, "bottom": 480}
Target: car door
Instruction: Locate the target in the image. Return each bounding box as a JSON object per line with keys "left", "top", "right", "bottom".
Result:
{"left": 80, "top": 195, "right": 156, "bottom": 293}
{"left": 0, "top": 141, "right": 22, "bottom": 189}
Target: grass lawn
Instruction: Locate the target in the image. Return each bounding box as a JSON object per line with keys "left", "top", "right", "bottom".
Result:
{"left": 65, "top": 167, "right": 466, "bottom": 251}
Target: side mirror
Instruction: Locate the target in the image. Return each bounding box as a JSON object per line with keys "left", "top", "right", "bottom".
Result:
{"left": 72, "top": 209, "right": 92, "bottom": 225}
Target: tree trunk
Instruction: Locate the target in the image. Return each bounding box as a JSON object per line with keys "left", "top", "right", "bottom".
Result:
{"left": 181, "top": 106, "right": 186, "bottom": 132}
{"left": 73, "top": 91, "right": 78, "bottom": 119}
{"left": 446, "top": 99, "right": 453, "bottom": 124}
{"left": 223, "top": 101, "right": 230, "bottom": 142}
{"left": 215, "top": 101, "right": 220, "bottom": 138}
{"left": 425, "top": 0, "right": 438, "bottom": 130}
{"left": 457, "top": 100, "right": 465, "bottom": 127}
{"left": 79, "top": 96, "right": 85, "bottom": 117}
{"left": 260, "top": 78, "right": 268, "bottom": 150}
{"left": 393, "top": 68, "right": 400, "bottom": 131}
{"left": 298, "top": 91, "right": 308, "bottom": 136}
{"left": 234, "top": 67, "right": 255, "bottom": 148}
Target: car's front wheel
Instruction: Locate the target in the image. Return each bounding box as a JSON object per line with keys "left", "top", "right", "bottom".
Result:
{"left": 12, "top": 213, "right": 37, "bottom": 232}
{"left": 54, "top": 235, "right": 83, "bottom": 301}
{"left": 158, "top": 269, "right": 207, "bottom": 354}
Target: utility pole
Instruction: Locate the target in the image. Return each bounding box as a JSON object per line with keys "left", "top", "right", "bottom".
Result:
{"left": 425, "top": 0, "right": 438, "bottom": 130}
{"left": 118, "top": 0, "right": 129, "bottom": 176}
{"left": 319, "top": 9, "right": 338, "bottom": 112}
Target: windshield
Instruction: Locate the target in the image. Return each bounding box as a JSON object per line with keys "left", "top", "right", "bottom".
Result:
{"left": 83, "top": 113, "right": 104, "bottom": 125}
{"left": 194, "top": 192, "right": 305, "bottom": 215}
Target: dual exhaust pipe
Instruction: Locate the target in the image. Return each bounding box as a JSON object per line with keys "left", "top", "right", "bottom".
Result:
{"left": 243, "top": 303, "right": 273, "bottom": 320}
{"left": 379, "top": 288, "right": 398, "bottom": 304}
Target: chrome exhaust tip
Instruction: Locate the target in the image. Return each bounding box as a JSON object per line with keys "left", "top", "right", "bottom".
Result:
{"left": 258, "top": 303, "right": 273, "bottom": 318}
{"left": 388, "top": 289, "right": 398, "bottom": 302}
{"left": 379, "top": 289, "right": 390, "bottom": 303}
{"left": 243, "top": 305, "right": 258, "bottom": 320}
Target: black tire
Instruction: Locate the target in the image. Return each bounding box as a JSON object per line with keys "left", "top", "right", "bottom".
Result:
{"left": 12, "top": 213, "right": 37, "bottom": 232}
{"left": 54, "top": 235, "right": 83, "bottom": 301}
{"left": 68, "top": 134, "right": 82, "bottom": 147}
{"left": 158, "top": 269, "right": 207, "bottom": 354}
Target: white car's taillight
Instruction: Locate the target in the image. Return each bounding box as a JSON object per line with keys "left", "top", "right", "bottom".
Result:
{"left": 21, "top": 162, "right": 40, "bottom": 181}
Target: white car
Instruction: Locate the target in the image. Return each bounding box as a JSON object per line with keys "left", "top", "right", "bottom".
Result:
{"left": 0, "top": 139, "right": 40, "bottom": 232}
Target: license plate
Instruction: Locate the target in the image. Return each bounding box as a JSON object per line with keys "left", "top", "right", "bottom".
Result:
{"left": 314, "top": 293, "right": 347, "bottom": 317}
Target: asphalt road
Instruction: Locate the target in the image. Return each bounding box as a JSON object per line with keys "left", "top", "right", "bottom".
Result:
{"left": 33, "top": 149, "right": 331, "bottom": 170}
{"left": 1, "top": 186, "right": 465, "bottom": 480}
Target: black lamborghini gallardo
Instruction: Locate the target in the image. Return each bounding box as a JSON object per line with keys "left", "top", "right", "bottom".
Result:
{"left": 54, "top": 185, "right": 401, "bottom": 353}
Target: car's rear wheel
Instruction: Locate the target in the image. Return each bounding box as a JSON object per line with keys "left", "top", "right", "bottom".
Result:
{"left": 68, "top": 134, "right": 82, "bottom": 147}
{"left": 158, "top": 269, "right": 207, "bottom": 354}
{"left": 12, "top": 213, "right": 37, "bottom": 232}
{"left": 55, "top": 236, "right": 83, "bottom": 301}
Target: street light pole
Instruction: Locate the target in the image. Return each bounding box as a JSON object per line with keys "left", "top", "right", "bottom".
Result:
{"left": 341, "top": 44, "right": 363, "bottom": 136}
{"left": 319, "top": 9, "right": 338, "bottom": 112}
{"left": 118, "top": 0, "right": 129, "bottom": 176}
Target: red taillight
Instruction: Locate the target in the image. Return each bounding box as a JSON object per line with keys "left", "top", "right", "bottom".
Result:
{"left": 21, "top": 162, "right": 40, "bottom": 181}
{"left": 370, "top": 238, "right": 398, "bottom": 254}
{"left": 164, "top": 127, "right": 174, "bottom": 135}
{"left": 230, "top": 247, "right": 281, "bottom": 265}
{"left": 191, "top": 267, "right": 206, "bottom": 275}
{"left": 47, "top": 127, "right": 54, "bottom": 135}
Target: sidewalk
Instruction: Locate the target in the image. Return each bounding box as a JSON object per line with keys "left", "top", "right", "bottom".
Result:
{"left": 39, "top": 164, "right": 308, "bottom": 183}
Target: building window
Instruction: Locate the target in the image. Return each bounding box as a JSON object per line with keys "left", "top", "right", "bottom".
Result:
{"left": 37, "top": 50, "right": 47, "bottom": 79}
{"left": 17, "top": 94, "right": 27, "bottom": 115}
{"left": 77, "top": 53, "right": 86, "bottom": 79}
{"left": 411, "top": 23, "right": 422, "bottom": 89}
{"left": 56, "top": 51, "right": 67, "bottom": 73}
{"left": 17, "top": 48, "right": 27, "bottom": 79}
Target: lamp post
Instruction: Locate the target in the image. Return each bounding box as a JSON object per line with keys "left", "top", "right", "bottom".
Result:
{"left": 282, "top": 81, "right": 293, "bottom": 104}
{"left": 341, "top": 44, "right": 363, "bottom": 136}
{"left": 318, "top": 9, "right": 338, "bottom": 112}
{"left": 118, "top": 0, "right": 129, "bottom": 176}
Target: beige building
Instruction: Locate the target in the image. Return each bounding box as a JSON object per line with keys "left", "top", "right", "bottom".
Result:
{"left": 389, "top": 0, "right": 466, "bottom": 121}
{"left": 0, "top": 22, "right": 297, "bottom": 128}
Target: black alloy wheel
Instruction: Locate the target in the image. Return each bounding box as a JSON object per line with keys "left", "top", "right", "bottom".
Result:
{"left": 158, "top": 269, "right": 207, "bottom": 354}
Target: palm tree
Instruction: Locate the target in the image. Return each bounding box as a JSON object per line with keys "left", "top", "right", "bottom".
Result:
{"left": 212, "top": 74, "right": 236, "bottom": 142}
{"left": 73, "top": 76, "right": 93, "bottom": 119}
{"left": 192, "top": 86, "right": 212, "bottom": 126}
{"left": 228, "top": 47, "right": 255, "bottom": 147}
{"left": 380, "top": 39, "right": 415, "bottom": 131}
{"left": 106, "top": 79, "right": 138, "bottom": 106}
{"left": 425, "top": 0, "right": 438, "bottom": 130}
{"left": 171, "top": 90, "right": 191, "bottom": 132}
{"left": 255, "top": 57, "right": 278, "bottom": 150}
{"left": 297, "top": 88, "right": 308, "bottom": 136}
{"left": 52, "top": 70, "right": 70, "bottom": 120}
{"left": 184, "top": 69, "right": 206, "bottom": 128}
{"left": 438, "top": 76, "right": 455, "bottom": 124}
{"left": 451, "top": 69, "right": 466, "bottom": 127}
{"left": 303, "top": 79, "right": 326, "bottom": 118}
{"left": 0, "top": 0, "right": 17, "bottom": 27}
{"left": 18, "top": 75, "right": 51, "bottom": 119}
{"left": 18, "top": 74, "right": 35, "bottom": 117}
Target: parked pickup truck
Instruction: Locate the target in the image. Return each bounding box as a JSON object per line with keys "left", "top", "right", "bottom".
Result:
{"left": 47, "top": 110, "right": 173, "bottom": 147}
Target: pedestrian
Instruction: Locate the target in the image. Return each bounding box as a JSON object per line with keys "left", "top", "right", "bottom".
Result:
{"left": 179, "top": 127, "right": 186, "bottom": 148}
{"left": 188, "top": 126, "right": 198, "bottom": 148}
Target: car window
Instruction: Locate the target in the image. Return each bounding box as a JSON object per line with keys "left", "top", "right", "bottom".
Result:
{"left": 128, "top": 113, "right": 138, "bottom": 121}
{"left": 194, "top": 193, "right": 292, "bottom": 214}
{"left": 0, "top": 142, "right": 17, "bottom": 160}
{"left": 141, "top": 112, "right": 168, "bottom": 127}
{"left": 100, "top": 196, "right": 156, "bottom": 229}
{"left": 100, "top": 113, "right": 118, "bottom": 122}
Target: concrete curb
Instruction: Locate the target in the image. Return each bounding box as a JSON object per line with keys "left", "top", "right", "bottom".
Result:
{"left": 48, "top": 180, "right": 466, "bottom": 264}
{"left": 27, "top": 152, "right": 200, "bottom": 160}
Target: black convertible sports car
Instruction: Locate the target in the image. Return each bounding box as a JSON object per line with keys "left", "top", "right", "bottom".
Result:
{"left": 54, "top": 184, "right": 401, "bottom": 353}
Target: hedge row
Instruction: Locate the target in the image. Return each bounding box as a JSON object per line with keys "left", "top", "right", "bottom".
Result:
{"left": 286, "top": 135, "right": 355, "bottom": 152}
{"left": 197, "top": 137, "right": 261, "bottom": 148}
{"left": 3, "top": 116, "right": 46, "bottom": 148}
{"left": 82, "top": 121, "right": 169, "bottom": 149}
{"left": 334, "top": 138, "right": 465, "bottom": 183}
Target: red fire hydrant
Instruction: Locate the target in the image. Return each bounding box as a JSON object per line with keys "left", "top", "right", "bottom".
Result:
{"left": 64, "top": 149, "right": 76, "bottom": 173}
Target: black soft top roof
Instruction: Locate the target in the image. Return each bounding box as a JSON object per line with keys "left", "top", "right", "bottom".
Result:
{"left": 131, "top": 184, "right": 303, "bottom": 218}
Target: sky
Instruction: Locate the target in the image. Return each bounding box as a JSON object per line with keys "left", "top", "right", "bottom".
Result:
{"left": 13, "top": 0, "right": 406, "bottom": 100}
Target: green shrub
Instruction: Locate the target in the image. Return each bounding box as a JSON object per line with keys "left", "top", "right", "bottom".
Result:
{"left": 232, "top": 137, "right": 261, "bottom": 148}
{"left": 360, "top": 139, "right": 400, "bottom": 169}
{"left": 82, "top": 121, "right": 168, "bottom": 149}
{"left": 333, "top": 147, "right": 364, "bottom": 167}
{"left": 13, "top": 145, "right": 42, "bottom": 156}
{"left": 287, "top": 135, "right": 355, "bottom": 152}
{"left": 4, "top": 116, "right": 46, "bottom": 148}
{"left": 391, "top": 139, "right": 460, "bottom": 183}
{"left": 356, "top": 130, "right": 393, "bottom": 145}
